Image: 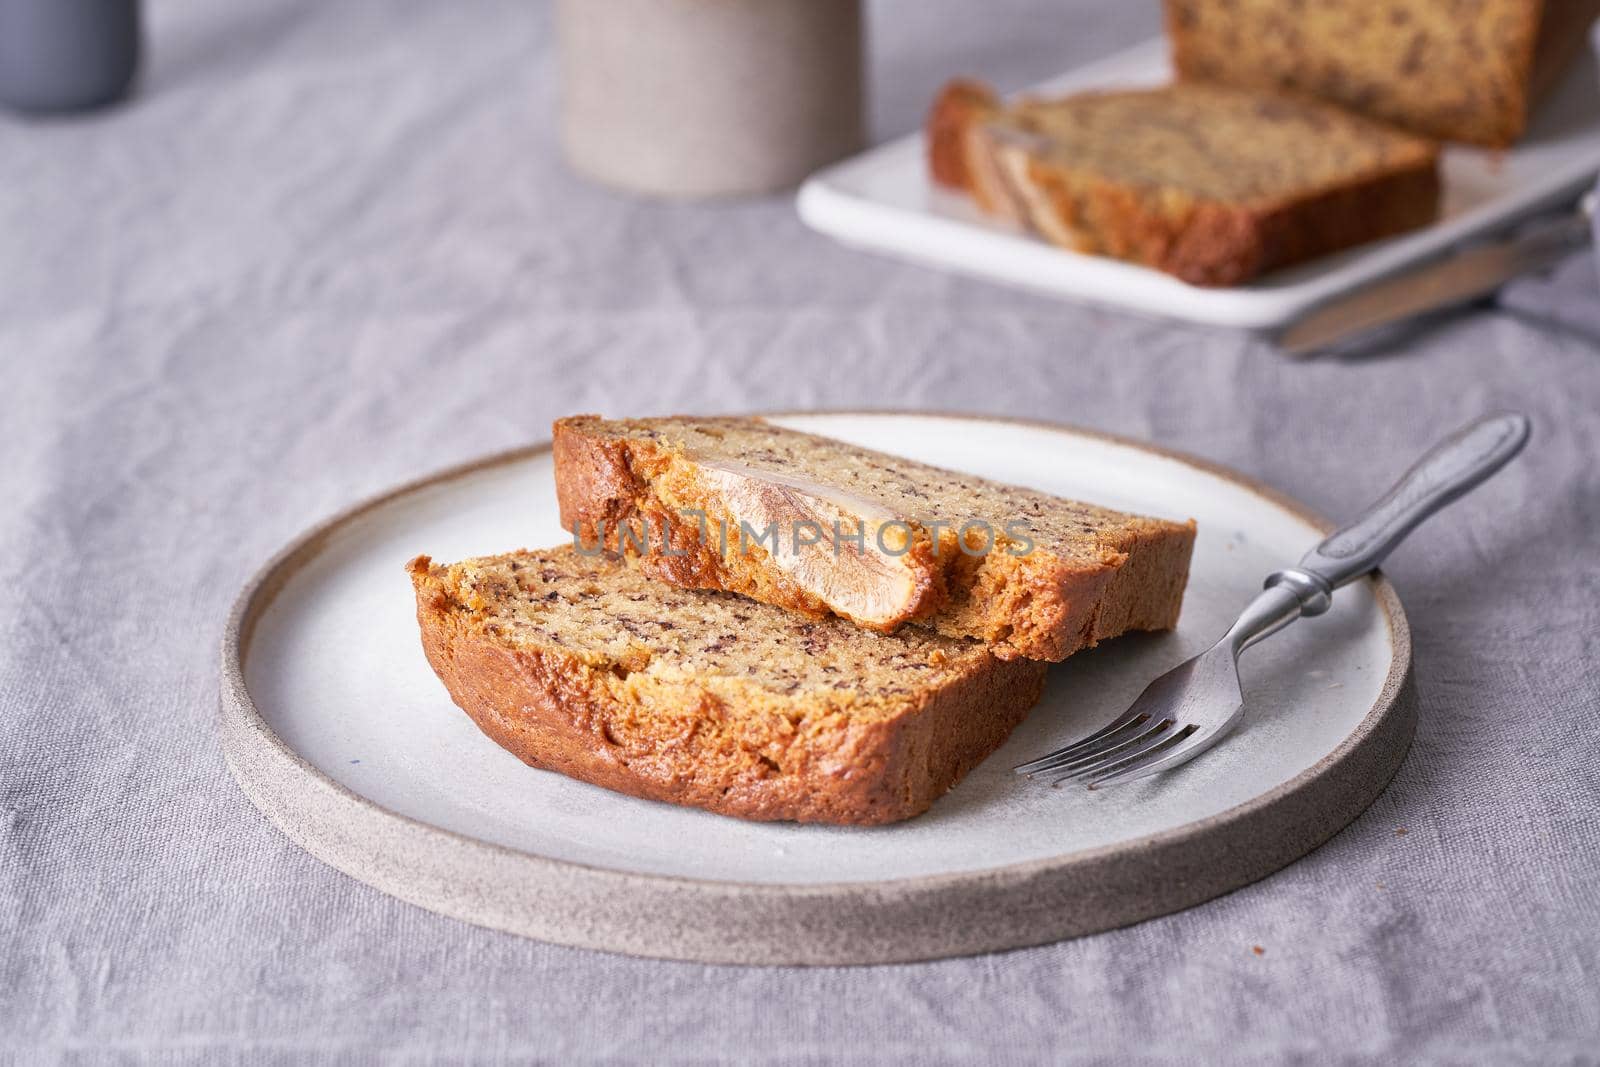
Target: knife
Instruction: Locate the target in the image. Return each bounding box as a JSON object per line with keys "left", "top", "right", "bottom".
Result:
{"left": 1276, "top": 194, "right": 1596, "bottom": 357}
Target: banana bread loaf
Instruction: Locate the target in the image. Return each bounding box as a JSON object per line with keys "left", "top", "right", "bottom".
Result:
{"left": 553, "top": 415, "right": 1196, "bottom": 662}
{"left": 926, "top": 80, "right": 1440, "bottom": 286}
{"left": 1167, "top": 0, "right": 1600, "bottom": 148}
{"left": 408, "top": 548, "right": 1048, "bottom": 825}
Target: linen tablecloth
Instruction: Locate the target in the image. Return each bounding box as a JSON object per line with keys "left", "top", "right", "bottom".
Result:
{"left": 4, "top": 1, "right": 1597, "bottom": 1062}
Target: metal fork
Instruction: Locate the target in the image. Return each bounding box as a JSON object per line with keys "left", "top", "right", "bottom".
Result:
{"left": 1016, "top": 412, "right": 1532, "bottom": 789}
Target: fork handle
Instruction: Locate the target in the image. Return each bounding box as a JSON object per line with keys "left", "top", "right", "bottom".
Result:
{"left": 1265, "top": 413, "right": 1531, "bottom": 613}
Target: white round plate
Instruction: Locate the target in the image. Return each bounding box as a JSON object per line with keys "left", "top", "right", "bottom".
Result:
{"left": 222, "top": 413, "right": 1414, "bottom": 964}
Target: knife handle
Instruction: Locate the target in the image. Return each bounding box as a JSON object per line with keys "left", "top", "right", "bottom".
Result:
{"left": 1266, "top": 413, "right": 1531, "bottom": 608}
{"left": 1277, "top": 200, "right": 1594, "bottom": 357}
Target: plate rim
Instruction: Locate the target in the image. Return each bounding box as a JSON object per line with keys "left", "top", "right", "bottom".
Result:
{"left": 219, "top": 411, "right": 1415, "bottom": 963}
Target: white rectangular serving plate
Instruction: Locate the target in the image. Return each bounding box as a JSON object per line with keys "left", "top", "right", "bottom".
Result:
{"left": 797, "top": 39, "right": 1600, "bottom": 331}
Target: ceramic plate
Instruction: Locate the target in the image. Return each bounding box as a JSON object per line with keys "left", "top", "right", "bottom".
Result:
{"left": 221, "top": 413, "right": 1414, "bottom": 964}
{"left": 797, "top": 39, "right": 1600, "bottom": 331}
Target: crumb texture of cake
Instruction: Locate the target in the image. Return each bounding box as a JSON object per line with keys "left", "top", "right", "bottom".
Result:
{"left": 553, "top": 415, "right": 1196, "bottom": 662}
{"left": 1166, "top": 0, "right": 1600, "bottom": 148}
{"left": 926, "top": 80, "right": 1441, "bottom": 286}
{"left": 407, "top": 548, "right": 1047, "bottom": 825}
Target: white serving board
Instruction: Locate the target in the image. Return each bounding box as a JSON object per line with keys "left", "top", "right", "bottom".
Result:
{"left": 797, "top": 39, "right": 1600, "bottom": 331}
{"left": 222, "top": 414, "right": 1414, "bottom": 963}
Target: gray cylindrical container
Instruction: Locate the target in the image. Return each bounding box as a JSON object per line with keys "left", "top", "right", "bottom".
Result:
{"left": 557, "top": 0, "right": 864, "bottom": 198}
{"left": 0, "top": 0, "right": 140, "bottom": 114}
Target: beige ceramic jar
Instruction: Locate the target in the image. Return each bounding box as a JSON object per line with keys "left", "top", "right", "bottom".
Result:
{"left": 557, "top": 0, "right": 865, "bottom": 198}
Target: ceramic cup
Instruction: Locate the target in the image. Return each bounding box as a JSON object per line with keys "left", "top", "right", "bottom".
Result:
{"left": 557, "top": 0, "right": 864, "bottom": 198}
{"left": 0, "top": 0, "right": 140, "bottom": 114}
{"left": 1591, "top": 24, "right": 1600, "bottom": 269}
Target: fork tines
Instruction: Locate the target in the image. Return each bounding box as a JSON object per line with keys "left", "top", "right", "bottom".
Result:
{"left": 1015, "top": 713, "right": 1198, "bottom": 787}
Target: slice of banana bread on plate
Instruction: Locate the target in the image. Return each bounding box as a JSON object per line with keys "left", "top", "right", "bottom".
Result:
{"left": 553, "top": 415, "right": 1196, "bottom": 663}
{"left": 408, "top": 548, "right": 1047, "bottom": 825}
{"left": 927, "top": 80, "right": 1441, "bottom": 286}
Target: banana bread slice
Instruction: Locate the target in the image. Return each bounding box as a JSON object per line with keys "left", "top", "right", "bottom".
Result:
{"left": 927, "top": 80, "right": 1440, "bottom": 286}
{"left": 408, "top": 548, "right": 1047, "bottom": 825}
{"left": 1167, "top": 0, "right": 1600, "bottom": 148}
{"left": 553, "top": 415, "right": 1196, "bottom": 663}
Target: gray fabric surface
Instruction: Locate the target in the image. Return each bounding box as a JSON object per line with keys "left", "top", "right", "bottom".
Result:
{"left": 3, "top": 1, "right": 1598, "bottom": 1062}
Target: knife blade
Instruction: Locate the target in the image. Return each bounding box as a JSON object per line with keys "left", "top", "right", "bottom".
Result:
{"left": 1277, "top": 199, "right": 1595, "bottom": 357}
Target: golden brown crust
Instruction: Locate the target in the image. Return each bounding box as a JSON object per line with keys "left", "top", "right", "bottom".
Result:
{"left": 927, "top": 516, "right": 1196, "bottom": 662}
{"left": 407, "top": 555, "right": 1047, "bottom": 825}
{"left": 550, "top": 419, "right": 649, "bottom": 543}
{"left": 1083, "top": 518, "right": 1198, "bottom": 644}
{"left": 926, "top": 78, "right": 1000, "bottom": 192}
{"left": 552, "top": 416, "right": 1196, "bottom": 662}
{"left": 1154, "top": 163, "right": 1439, "bottom": 288}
